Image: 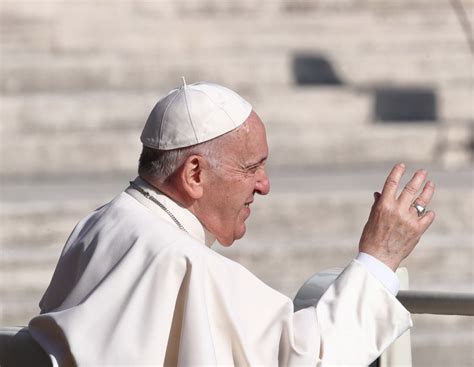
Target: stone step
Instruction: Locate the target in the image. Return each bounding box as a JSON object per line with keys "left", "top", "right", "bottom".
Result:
{"left": 2, "top": 16, "right": 467, "bottom": 60}
{"left": 0, "top": 88, "right": 369, "bottom": 135}
{"left": 0, "top": 52, "right": 291, "bottom": 94}
{"left": 0, "top": 0, "right": 459, "bottom": 19}
{"left": 0, "top": 129, "right": 141, "bottom": 177}
{"left": 2, "top": 1, "right": 470, "bottom": 97}
{"left": 2, "top": 118, "right": 472, "bottom": 177}
{"left": 2, "top": 44, "right": 470, "bottom": 95}
{"left": 0, "top": 92, "right": 160, "bottom": 135}
{"left": 1, "top": 6, "right": 471, "bottom": 94}
{"left": 256, "top": 86, "right": 474, "bottom": 126}
{"left": 2, "top": 86, "right": 471, "bottom": 135}
{"left": 1, "top": 3, "right": 466, "bottom": 53}
{"left": 410, "top": 314, "right": 474, "bottom": 367}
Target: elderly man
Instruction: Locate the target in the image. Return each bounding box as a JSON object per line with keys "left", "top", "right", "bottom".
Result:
{"left": 29, "top": 81, "right": 435, "bottom": 366}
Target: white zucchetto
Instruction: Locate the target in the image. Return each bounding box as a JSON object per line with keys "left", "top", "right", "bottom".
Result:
{"left": 141, "top": 81, "right": 252, "bottom": 150}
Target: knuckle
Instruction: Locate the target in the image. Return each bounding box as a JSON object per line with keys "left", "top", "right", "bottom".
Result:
{"left": 375, "top": 200, "right": 391, "bottom": 213}
{"left": 404, "top": 184, "right": 418, "bottom": 195}
{"left": 414, "top": 199, "right": 427, "bottom": 207}
{"left": 385, "top": 177, "right": 398, "bottom": 187}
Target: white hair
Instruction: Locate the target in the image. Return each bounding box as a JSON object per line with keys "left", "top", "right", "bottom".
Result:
{"left": 138, "top": 122, "right": 246, "bottom": 182}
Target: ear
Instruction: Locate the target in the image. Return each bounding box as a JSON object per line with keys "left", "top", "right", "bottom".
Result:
{"left": 180, "top": 155, "right": 206, "bottom": 200}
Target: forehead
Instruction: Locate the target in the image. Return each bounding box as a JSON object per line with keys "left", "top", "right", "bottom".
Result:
{"left": 234, "top": 112, "right": 268, "bottom": 162}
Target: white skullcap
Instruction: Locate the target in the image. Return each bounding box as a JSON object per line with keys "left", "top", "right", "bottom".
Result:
{"left": 141, "top": 80, "right": 252, "bottom": 150}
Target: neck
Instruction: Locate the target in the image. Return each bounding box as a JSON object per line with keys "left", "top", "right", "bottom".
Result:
{"left": 131, "top": 176, "right": 216, "bottom": 247}
{"left": 140, "top": 175, "right": 205, "bottom": 238}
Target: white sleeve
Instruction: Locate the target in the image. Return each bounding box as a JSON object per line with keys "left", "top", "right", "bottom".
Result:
{"left": 356, "top": 252, "right": 400, "bottom": 295}
{"left": 312, "top": 260, "right": 412, "bottom": 365}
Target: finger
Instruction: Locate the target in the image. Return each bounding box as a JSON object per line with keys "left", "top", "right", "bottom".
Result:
{"left": 381, "top": 163, "right": 406, "bottom": 199}
{"left": 413, "top": 181, "right": 435, "bottom": 207}
{"left": 409, "top": 180, "right": 435, "bottom": 217}
{"left": 398, "top": 169, "right": 427, "bottom": 207}
{"left": 418, "top": 210, "right": 436, "bottom": 231}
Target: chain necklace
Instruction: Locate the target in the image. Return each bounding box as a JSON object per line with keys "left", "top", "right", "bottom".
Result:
{"left": 129, "top": 181, "right": 188, "bottom": 233}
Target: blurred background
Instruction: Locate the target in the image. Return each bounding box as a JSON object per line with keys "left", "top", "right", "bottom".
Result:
{"left": 0, "top": 0, "right": 473, "bottom": 365}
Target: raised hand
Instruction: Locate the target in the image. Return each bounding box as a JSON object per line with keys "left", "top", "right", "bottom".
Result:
{"left": 359, "top": 163, "right": 436, "bottom": 271}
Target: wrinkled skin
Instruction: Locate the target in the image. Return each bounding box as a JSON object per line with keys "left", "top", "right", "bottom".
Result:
{"left": 194, "top": 111, "right": 270, "bottom": 246}
{"left": 359, "top": 163, "right": 436, "bottom": 271}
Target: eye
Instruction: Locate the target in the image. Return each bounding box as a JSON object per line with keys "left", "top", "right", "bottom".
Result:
{"left": 243, "top": 159, "right": 266, "bottom": 175}
{"left": 248, "top": 166, "right": 259, "bottom": 174}
{"left": 246, "top": 162, "right": 266, "bottom": 175}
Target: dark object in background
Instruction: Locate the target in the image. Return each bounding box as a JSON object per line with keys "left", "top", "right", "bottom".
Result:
{"left": 374, "top": 87, "right": 437, "bottom": 122}
{"left": 293, "top": 54, "right": 343, "bottom": 85}
{"left": 0, "top": 327, "right": 52, "bottom": 367}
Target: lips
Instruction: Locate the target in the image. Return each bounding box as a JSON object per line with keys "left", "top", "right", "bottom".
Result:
{"left": 243, "top": 202, "right": 252, "bottom": 217}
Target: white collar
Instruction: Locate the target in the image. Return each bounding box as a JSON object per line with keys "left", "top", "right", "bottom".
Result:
{"left": 125, "top": 176, "right": 216, "bottom": 248}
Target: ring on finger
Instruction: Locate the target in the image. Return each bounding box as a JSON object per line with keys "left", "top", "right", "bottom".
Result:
{"left": 413, "top": 203, "right": 426, "bottom": 217}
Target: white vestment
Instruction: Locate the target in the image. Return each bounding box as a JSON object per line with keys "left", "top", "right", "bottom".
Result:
{"left": 29, "top": 178, "right": 412, "bottom": 366}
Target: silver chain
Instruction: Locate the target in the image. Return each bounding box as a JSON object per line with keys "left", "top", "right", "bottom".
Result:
{"left": 129, "top": 181, "right": 188, "bottom": 233}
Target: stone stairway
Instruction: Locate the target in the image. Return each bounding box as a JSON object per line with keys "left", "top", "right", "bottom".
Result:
{"left": 1, "top": 0, "right": 473, "bottom": 366}
{"left": 1, "top": 0, "right": 473, "bottom": 176}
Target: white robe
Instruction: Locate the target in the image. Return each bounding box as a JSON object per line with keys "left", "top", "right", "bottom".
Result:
{"left": 29, "top": 178, "right": 412, "bottom": 366}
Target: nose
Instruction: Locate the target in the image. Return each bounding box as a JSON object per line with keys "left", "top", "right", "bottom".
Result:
{"left": 255, "top": 166, "right": 270, "bottom": 195}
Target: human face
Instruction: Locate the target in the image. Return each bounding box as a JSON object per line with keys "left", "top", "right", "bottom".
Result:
{"left": 197, "top": 111, "right": 270, "bottom": 246}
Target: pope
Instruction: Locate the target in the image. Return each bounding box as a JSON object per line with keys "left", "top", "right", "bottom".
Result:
{"left": 29, "top": 81, "right": 435, "bottom": 366}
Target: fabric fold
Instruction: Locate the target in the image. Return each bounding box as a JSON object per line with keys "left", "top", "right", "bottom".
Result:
{"left": 29, "top": 190, "right": 412, "bottom": 366}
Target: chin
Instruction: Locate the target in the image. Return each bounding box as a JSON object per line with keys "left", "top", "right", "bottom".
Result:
{"left": 217, "top": 236, "right": 235, "bottom": 247}
{"left": 217, "top": 226, "right": 246, "bottom": 247}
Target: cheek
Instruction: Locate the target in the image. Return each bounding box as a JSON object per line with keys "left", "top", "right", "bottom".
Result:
{"left": 211, "top": 176, "right": 254, "bottom": 215}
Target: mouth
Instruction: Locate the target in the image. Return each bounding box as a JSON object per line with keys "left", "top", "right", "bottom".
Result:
{"left": 244, "top": 200, "right": 253, "bottom": 208}
{"left": 243, "top": 201, "right": 253, "bottom": 217}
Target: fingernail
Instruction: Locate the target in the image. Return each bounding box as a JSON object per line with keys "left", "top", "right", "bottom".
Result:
{"left": 399, "top": 163, "right": 405, "bottom": 168}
